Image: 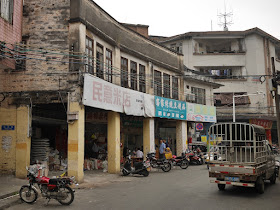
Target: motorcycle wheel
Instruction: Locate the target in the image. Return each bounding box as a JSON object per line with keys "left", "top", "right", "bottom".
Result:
{"left": 122, "top": 168, "right": 130, "bottom": 176}
{"left": 19, "top": 185, "right": 38, "bottom": 204}
{"left": 180, "top": 160, "right": 189, "bottom": 169}
{"left": 57, "top": 186, "right": 75, "bottom": 205}
{"left": 161, "top": 162, "right": 171, "bottom": 172}
{"left": 141, "top": 169, "right": 149, "bottom": 177}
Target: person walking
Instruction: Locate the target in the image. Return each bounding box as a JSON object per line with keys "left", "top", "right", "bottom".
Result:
{"left": 159, "top": 140, "right": 166, "bottom": 159}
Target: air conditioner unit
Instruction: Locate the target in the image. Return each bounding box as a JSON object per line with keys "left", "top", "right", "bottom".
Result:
{"left": 186, "top": 93, "right": 195, "bottom": 101}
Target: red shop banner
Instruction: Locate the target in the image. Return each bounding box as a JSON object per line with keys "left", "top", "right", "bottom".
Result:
{"left": 249, "top": 119, "right": 273, "bottom": 129}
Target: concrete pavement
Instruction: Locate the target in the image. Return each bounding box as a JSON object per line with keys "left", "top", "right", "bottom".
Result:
{"left": 6, "top": 165, "right": 280, "bottom": 210}
{"left": 0, "top": 170, "right": 133, "bottom": 209}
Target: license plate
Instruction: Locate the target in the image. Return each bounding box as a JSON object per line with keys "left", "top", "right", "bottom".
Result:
{"left": 225, "top": 176, "right": 240, "bottom": 182}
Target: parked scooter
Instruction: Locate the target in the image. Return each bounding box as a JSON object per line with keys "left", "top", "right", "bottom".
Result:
{"left": 170, "top": 153, "right": 189, "bottom": 169}
{"left": 19, "top": 165, "right": 75, "bottom": 205}
{"left": 145, "top": 152, "right": 172, "bottom": 172}
{"left": 122, "top": 155, "right": 149, "bottom": 177}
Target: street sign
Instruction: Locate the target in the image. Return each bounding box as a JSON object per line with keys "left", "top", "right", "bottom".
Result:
{"left": 196, "top": 123, "right": 203, "bottom": 131}
{"left": 1, "top": 125, "right": 15, "bottom": 130}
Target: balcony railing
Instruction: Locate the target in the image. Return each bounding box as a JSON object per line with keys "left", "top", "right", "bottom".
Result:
{"left": 193, "top": 51, "right": 246, "bottom": 55}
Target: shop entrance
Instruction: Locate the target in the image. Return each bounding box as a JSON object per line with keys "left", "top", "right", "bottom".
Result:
{"left": 121, "top": 114, "right": 143, "bottom": 163}
{"left": 84, "top": 107, "right": 108, "bottom": 171}
{"left": 156, "top": 118, "right": 176, "bottom": 156}
{"left": 31, "top": 103, "right": 68, "bottom": 171}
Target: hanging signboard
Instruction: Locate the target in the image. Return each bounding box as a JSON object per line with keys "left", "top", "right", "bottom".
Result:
{"left": 83, "top": 74, "right": 155, "bottom": 117}
{"left": 155, "top": 96, "right": 186, "bottom": 120}
{"left": 186, "top": 103, "right": 216, "bottom": 123}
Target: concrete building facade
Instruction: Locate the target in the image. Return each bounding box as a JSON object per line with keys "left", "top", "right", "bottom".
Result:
{"left": 158, "top": 28, "right": 280, "bottom": 143}
{"left": 0, "top": 0, "right": 219, "bottom": 181}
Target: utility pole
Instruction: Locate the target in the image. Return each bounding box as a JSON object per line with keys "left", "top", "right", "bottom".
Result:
{"left": 271, "top": 57, "right": 280, "bottom": 148}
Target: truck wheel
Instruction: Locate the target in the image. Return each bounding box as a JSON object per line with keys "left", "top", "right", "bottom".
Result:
{"left": 270, "top": 172, "right": 276, "bottom": 184}
{"left": 218, "top": 184, "right": 225, "bottom": 191}
{"left": 255, "top": 177, "right": 265, "bottom": 194}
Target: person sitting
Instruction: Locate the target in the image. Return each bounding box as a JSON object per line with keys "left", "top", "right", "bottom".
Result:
{"left": 136, "top": 148, "right": 143, "bottom": 158}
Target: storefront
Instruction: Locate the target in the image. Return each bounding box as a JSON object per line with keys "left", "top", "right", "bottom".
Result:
{"left": 83, "top": 74, "right": 155, "bottom": 172}
{"left": 31, "top": 103, "right": 68, "bottom": 171}
{"left": 186, "top": 103, "right": 216, "bottom": 148}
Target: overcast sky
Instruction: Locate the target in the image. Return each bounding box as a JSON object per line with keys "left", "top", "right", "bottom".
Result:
{"left": 93, "top": 0, "right": 280, "bottom": 39}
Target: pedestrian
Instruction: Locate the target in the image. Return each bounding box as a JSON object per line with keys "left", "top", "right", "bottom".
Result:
{"left": 159, "top": 140, "right": 166, "bottom": 159}
{"left": 136, "top": 148, "right": 143, "bottom": 158}
{"left": 92, "top": 140, "right": 99, "bottom": 158}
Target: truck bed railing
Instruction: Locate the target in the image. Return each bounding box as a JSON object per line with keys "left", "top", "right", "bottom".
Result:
{"left": 208, "top": 123, "right": 267, "bottom": 165}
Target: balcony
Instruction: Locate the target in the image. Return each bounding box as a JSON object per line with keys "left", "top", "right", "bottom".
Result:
{"left": 193, "top": 38, "right": 246, "bottom": 66}
{"left": 192, "top": 53, "right": 246, "bottom": 67}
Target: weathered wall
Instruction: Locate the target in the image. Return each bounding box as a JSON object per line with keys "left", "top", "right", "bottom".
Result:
{"left": 0, "top": 106, "right": 17, "bottom": 174}
{"left": 0, "top": 0, "right": 23, "bottom": 70}
{"left": 0, "top": 0, "right": 71, "bottom": 93}
{"left": 70, "top": 0, "right": 183, "bottom": 73}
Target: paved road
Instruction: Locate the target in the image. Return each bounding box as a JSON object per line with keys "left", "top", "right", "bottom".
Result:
{"left": 8, "top": 165, "right": 280, "bottom": 210}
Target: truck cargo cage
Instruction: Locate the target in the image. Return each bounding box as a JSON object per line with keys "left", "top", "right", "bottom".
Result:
{"left": 208, "top": 122, "right": 267, "bottom": 165}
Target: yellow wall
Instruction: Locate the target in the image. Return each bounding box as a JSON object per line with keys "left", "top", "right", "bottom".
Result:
{"left": 0, "top": 106, "right": 17, "bottom": 174}
{"left": 143, "top": 118, "right": 155, "bottom": 159}
{"left": 15, "top": 106, "right": 31, "bottom": 178}
{"left": 68, "top": 102, "right": 85, "bottom": 182}
{"left": 107, "top": 111, "right": 120, "bottom": 173}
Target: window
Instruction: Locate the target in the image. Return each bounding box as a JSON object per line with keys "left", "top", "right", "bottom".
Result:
{"left": 96, "top": 43, "right": 104, "bottom": 79}
{"left": 139, "top": 64, "right": 146, "bottom": 93}
{"left": 0, "top": 0, "right": 13, "bottom": 23}
{"left": 191, "top": 87, "right": 206, "bottom": 105}
{"left": 170, "top": 43, "right": 182, "bottom": 54}
{"left": 154, "top": 70, "right": 162, "bottom": 96}
{"left": 163, "top": 73, "right": 170, "bottom": 98}
{"left": 85, "top": 37, "right": 93, "bottom": 74}
{"left": 121, "top": 57, "right": 128, "bottom": 88}
{"left": 214, "top": 92, "right": 250, "bottom": 106}
{"left": 172, "top": 76, "right": 178, "bottom": 100}
{"left": 105, "top": 49, "right": 112, "bottom": 83}
{"left": 130, "top": 61, "right": 137, "bottom": 90}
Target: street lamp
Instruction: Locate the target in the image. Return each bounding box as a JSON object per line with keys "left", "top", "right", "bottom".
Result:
{"left": 233, "top": 91, "right": 265, "bottom": 122}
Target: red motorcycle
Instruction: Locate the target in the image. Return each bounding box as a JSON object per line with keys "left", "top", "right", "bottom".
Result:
{"left": 19, "top": 165, "right": 75, "bottom": 205}
{"left": 187, "top": 151, "right": 203, "bottom": 165}
{"left": 170, "top": 153, "right": 189, "bottom": 169}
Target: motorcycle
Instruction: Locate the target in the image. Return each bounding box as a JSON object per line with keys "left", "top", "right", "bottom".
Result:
{"left": 122, "top": 155, "right": 149, "bottom": 177}
{"left": 145, "top": 152, "right": 172, "bottom": 172}
{"left": 19, "top": 165, "right": 75, "bottom": 205}
{"left": 170, "top": 153, "right": 189, "bottom": 169}
{"left": 187, "top": 151, "right": 203, "bottom": 165}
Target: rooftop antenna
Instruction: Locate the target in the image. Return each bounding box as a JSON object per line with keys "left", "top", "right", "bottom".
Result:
{"left": 218, "top": 1, "right": 233, "bottom": 31}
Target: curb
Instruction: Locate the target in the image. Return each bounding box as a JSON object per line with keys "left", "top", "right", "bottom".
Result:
{"left": 0, "top": 193, "right": 21, "bottom": 210}
{"left": 0, "top": 191, "right": 19, "bottom": 200}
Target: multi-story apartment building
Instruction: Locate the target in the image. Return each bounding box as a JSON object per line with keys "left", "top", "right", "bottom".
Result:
{"left": 157, "top": 28, "right": 280, "bottom": 143}
{"left": 0, "top": 0, "right": 23, "bottom": 175}
{"left": 0, "top": 0, "right": 219, "bottom": 181}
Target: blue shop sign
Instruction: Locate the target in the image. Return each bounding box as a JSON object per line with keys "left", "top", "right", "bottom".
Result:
{"left": 1, "top": 125, "right": 15, "bottom": 130}
{"left": 155, "top": 96, "right": 186, "bottom": 120}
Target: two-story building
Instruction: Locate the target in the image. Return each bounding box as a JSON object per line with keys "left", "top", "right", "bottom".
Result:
{"left": 0, "top": 0, "right": 24, "bottom": 176}
{"left": 157, "top": 28, "right": 280, "bottom": 143}
{"left": 0, "top": 0, "right": 220, "bottom": 181}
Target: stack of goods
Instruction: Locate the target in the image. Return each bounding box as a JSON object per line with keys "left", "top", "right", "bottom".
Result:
{"left": 48, "top": 149, "right": 61, "bottom": 171}
{"left": 31, "top": 138, "right": 50, "bottom": 165}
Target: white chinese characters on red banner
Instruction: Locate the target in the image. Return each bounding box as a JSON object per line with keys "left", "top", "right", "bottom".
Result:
{"left": 249, "top": 119, "right": 273, "bottom": 129}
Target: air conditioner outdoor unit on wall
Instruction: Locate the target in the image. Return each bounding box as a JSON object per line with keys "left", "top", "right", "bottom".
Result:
{"left": 186, "top": 93, "right": 195, "bottom": 101}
